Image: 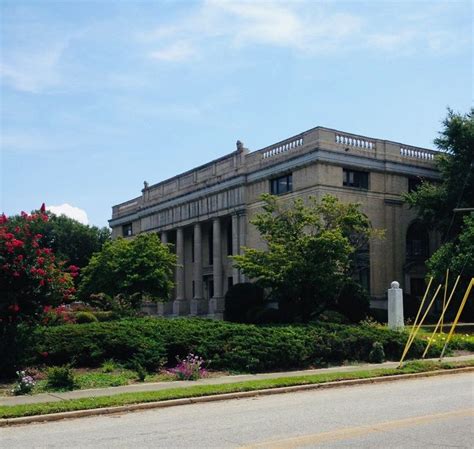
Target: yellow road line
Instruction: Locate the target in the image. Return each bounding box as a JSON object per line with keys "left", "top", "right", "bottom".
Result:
{"left": 239, "top": 408, "right": 474, "bottom": 449}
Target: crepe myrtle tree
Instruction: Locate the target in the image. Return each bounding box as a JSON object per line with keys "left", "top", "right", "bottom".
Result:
{"left": 0, "top": 205, "right": 77, "bottom": 328}
{"left": 0, "top": 205, "right": 80, "bottom": 377}
{"left": 6, "top": 209, "right": 110, "bottom": 270}
{"left": 233, "top": 194, "right": 382, "bottom": 322}
{"left": 78, "top": 233, "right": 176, "bottom": 308}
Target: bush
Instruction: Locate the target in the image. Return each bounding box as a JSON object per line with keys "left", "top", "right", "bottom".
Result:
{"left": 93, "top": 311, "right": 116, "bottom": 322}
{"left": 368, "top": 342, "right": 385, "bottom": 363}
{"left": 46, "top": 366, "right": 76, "bottom": 390}
{"left": 19, "top": 318, "right": 439, "bottom": 375}
{"left": 33, "top": 320, "right": 166, "bottom": 370}
{"left": 335, "top": 280, "right": 370, "bottom": 323}
{"left": 317, "top": 310, "right": 348, "bottom": 324}
{"left": 11, "top": 370, "right": 36, "bottom": 395}
{"left": 74, "top": 311, "right": 99, "bottom": 324}
{"left": 224, "top": 283, "right": 265, "bottom": 323}
{"left": 169, "top": 353, "right": 207, "bottom": 380}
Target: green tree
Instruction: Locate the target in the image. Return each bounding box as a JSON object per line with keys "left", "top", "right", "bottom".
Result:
{"left": 0, "top": 209, "right": 77, "bottom": 377}
{"left": 405, "top": 108, "right": 473, "bottom": 236}
{"left": 78, "top": 233, "right": 176, "bottom": 305}
{"left": 7, "top": 210, "right": 110, "bottom": 269}
{"left": 405, "top": 109, "right": 474, "bottom": 319}
{"left": 0, "top": 210, "right": 76, "bottom": 326}
{"left": 233, "top": 194, "right": 380, "bottom": 322}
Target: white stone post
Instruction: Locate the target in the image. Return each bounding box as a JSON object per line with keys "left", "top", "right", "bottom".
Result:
{"left": 388, "top": 281, "right": 404, "bottom": 330}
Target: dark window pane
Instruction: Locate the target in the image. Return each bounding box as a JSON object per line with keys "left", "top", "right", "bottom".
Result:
{"left": 270, "top": 174, "right": 293, "bottom": 195}
{"left": 122, "top": 224, "right": 132, "bottom": 237}
{"left": 343, "top": 169, "right": 368, "bottom": 189}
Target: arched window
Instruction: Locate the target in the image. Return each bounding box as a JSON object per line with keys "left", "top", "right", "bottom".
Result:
{"left": 406, "top": 222, "right": 429, "bottom": 260}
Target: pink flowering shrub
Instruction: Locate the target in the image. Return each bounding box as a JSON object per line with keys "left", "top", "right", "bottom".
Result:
{"left": 11, "top": 370, "right": 36, "bottom": 395}
{"left": 0, "top": 205, "right": 77, "bottom": 327}
{"left": 169, "top": 353, "right": 207, "bottom": 380}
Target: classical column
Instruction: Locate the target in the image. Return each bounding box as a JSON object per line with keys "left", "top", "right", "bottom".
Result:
{"left": 231, "top": 214, "right": 240, "bottom": 285}
{"left": 190, "top": 222, "right": 206, "bottom": 315}
{"left": 160, "top": 231, "right": 168, "bottom": 244}
{"left": 209, "top": 218, "right": 224, "bottom": 318}
{"left": 238, "top": 212, "right": 247, "bottom": 283}
{"left": 173, "top": 228, "right": 188, "bottom": 315}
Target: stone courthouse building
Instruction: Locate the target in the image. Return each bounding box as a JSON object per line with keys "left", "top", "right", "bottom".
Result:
{"left": 109, "top": 126, "right": 439, "bottom": 318}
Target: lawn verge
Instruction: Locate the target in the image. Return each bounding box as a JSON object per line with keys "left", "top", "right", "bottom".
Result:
{"left": 1, "top": 360, "right": 473, "bottom": 425}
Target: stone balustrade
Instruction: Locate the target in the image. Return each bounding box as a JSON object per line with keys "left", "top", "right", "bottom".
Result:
{"left": 261, "top": 136, "right": 304, "bottom": 159}
{"left": 400, "top": 146, "right": 436, "bottom": 160}
{"left": 335, "top": 133, "right": 375, "bottom": 150}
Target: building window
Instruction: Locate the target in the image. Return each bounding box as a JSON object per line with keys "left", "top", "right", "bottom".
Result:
{"left": 343, "top": 169, "right": 369, "bottom": 189}
{"left": 410, "top": 278, "right": 426, "bottom": 298}
{"left": 209, "top": 279, "right": 214, "bottom": 299}
{"left": 270, "top": 174, "right": 292, "bottom": 195}
{"left": 408, "top": 177, "right": 423, "bottom": 193}
{"left": 406, "top": 222, "right": 429, "bottom": 260}
{"left": 122, "top": 223, "right": 133, "bottom": 237}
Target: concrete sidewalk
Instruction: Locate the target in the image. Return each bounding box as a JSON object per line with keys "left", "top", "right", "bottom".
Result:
{"left": 1, "top": 354, "right": 472, "bottom": 407}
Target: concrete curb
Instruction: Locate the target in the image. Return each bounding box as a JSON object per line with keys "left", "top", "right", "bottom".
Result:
{"left": 1, "top": 366, "right": 473, "bottom": 427}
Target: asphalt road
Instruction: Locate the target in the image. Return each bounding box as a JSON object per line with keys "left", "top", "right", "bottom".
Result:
{"left": 1, "top": 373, "right": 473, "bottom": 449}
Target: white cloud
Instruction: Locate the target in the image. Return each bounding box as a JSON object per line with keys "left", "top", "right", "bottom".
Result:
{"left": 0, "top": 42, "right": 68, "bottom": 93}
{"left": 149, "top": 41, "right": 196, "bottom": 62}
{"left": 47, "top": 204, "right": 89, "bottom": 225}
{"left": 142, "top": 0, "right": 467, "bottom": 62}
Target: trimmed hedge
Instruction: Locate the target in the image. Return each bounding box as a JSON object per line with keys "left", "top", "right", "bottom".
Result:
{"left": 18, "top": 318, "right": 440, "bottom": 374}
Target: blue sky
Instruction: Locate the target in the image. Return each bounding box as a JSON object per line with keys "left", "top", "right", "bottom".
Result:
{"left": 1, "top": 0, "right": 472, "bottom": 227}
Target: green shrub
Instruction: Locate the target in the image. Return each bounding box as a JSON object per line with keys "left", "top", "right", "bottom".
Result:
{"left": 336, "top": 280, "right": 370, "bottom": 323}
{"left": 224, "top": 283, "right": 265, "bottom": 323}
{"left": 33, "top": 320, "right": 166, "bottom": 370}
{"left": 74, "top": 311, "right": 99, "bottom": 324}
{"left": 13, "top": 318, "right": 454, "bottom": 375}
{"left": 317, "top": 310, "right": 348, "bottom": 324}
{"left": 100, "top": 359, "right": 117, "bottom": 373}
{"left": 46, "top": 366, "right": 76, "bottom": 390}
{"left": 368, "top": 341, "right": 385, "bottom": 363}
{"left": 93, "top": 311, "right": 116, "bottom": 322}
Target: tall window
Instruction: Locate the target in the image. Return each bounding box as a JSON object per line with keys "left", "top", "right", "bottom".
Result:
{"left": 343, "top": 169, "right": 369, "bottom": 189}
{"left": 122, "top": 223, "right": 133, "bottom": 237}
{"left": 408, "top": 177, "right": 423, "bottom": 193}
{"left": 406, "top": 222, "right": 429, "bottom": 260}
{"left": 270, "top": 174, "right": 292, "bottom": 195}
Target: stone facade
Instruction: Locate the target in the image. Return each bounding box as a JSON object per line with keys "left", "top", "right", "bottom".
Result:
{"left": 109, "top": 126, "right": 439, "bottom": 318}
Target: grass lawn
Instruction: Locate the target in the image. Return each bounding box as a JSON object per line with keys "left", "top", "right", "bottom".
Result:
{"left": 1, "top": 360, "right": 472, "bottom": 420}
{"left": 0, "top": 363, "right": 228, "bottom": 397}
{"left": 0, "top": 367, "right": 175, "bottom": 397}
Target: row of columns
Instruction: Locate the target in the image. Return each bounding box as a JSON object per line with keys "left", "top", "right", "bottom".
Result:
{"left": 160, "top": 213, "right": 246, "bottom": 319}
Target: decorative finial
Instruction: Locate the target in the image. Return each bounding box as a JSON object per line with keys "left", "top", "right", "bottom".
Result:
{"left": 143, "top": 180, "right": 149, "bottom": 189}
{"left": 236, "top": 140, "right": 244, "bottom": 152}
{"left": 391, "top": 281, "right": 400, "bottom": 289}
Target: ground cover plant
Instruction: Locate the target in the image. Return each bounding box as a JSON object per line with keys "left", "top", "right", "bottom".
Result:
{"left": 7, "top": 318, "right": 473, "bottom": 380}
{"left": 0, "top": 360, "right": 472, "bottom": 420}
{"left": 0, "top": 364, "right": 176, "bottom": 396}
